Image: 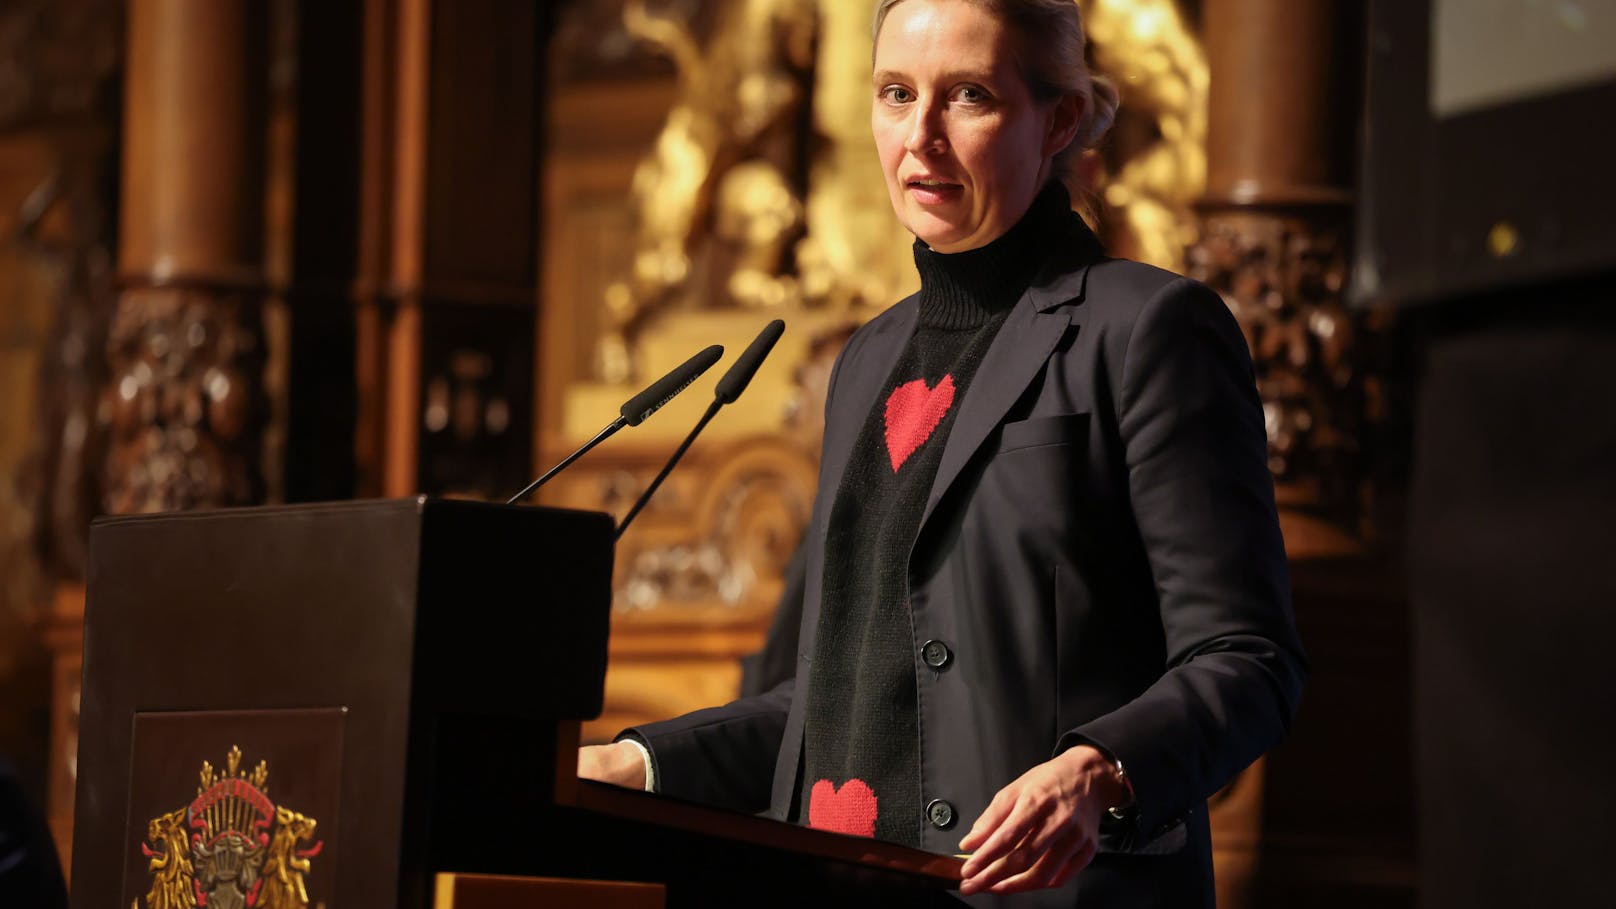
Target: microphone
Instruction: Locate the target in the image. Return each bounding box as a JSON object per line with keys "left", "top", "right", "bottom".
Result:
{"left": 621, "top": 344, "right": 725, "bottom": 426}
{"left": 505, "top": 344, "right": 725, "bottom": 504}
{"left": 713, "top": 318, "right": 786, "bottom": 404}
{"left": 615, "top": 320, "right": 784, "bottom": 539}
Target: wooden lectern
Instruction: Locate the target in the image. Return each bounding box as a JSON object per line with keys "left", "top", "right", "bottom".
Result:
{"left": 72, "top": 498, "right": 959, "bottom": 908}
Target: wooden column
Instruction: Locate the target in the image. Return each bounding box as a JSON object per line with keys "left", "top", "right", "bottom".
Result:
{"left": 108, "top": 0, "right": 268, "bottom": 512}
{"left": 377, "top": 0, "right": 430, "bottom": 498}
{"left": 1193, "top": 0, "right": 1362, "bottom": 512}
{"left": 1192, "top": 3, "right": 1413, "bottom": 907}
{"left": 1204, "top": 0, "right": 1356, "bottom": 208}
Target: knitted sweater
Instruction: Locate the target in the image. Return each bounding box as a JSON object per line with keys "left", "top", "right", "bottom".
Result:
{"left": 798, "top": 185, "right": 1071, "bottom": 846}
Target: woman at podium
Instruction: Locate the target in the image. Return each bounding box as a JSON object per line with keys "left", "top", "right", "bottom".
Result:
{"left": 582, "top": 1, "right": 1305, "bottom": 905}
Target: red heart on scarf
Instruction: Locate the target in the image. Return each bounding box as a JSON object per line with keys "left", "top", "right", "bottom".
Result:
{"left": 807, "top": 778, "right": 878, "bottom": 837}
{"left": 884, "top": 375, "right": 956, "bottom": 471}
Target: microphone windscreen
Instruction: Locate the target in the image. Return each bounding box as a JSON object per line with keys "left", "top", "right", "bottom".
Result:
{"left": 714, "top": 320, "right": 785, "bottom": 404}
{"left": 620, "top": 344, "right": 724, "bottom": 426}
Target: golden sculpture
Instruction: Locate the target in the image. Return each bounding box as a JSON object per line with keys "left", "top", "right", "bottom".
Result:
{"left": 599, "top": 0, "right": 819, "bottom": 383}
{"left": 714, "top": 161, "right": 805, "bottom": 310}
{"left": 1083, "top": 0, "right": 1208, "bottom": 271}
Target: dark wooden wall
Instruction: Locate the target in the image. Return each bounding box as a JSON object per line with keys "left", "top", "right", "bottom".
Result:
{"left": 1406, "top": 290, "right": 1615, "bottom": 909}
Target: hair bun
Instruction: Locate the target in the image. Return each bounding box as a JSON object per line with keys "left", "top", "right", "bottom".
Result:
{"left": 1080, "top": 75, "right": 1121, "bottom": 150}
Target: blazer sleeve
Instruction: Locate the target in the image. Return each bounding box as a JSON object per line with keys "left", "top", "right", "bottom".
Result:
{"left": 1055, "top": 276, "right": 1308, "bottom": 845}
{"left": 621, "top": 678, "right": 795, "bottom": 813}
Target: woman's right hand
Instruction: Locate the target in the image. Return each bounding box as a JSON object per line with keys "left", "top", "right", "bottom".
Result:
{"left": 577, "top": 741, "right": 649, "bottom": 789}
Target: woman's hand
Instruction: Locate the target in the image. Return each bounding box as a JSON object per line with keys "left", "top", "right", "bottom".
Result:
{"left": 957, "top": 745, "right": 1128, "bottom": 895}
{"left": 577, "top": 741, "right": 650, "bottom": 789}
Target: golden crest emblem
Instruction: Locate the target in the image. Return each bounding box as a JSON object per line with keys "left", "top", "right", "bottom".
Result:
{"left": 135, "top": 746, "right": 322, "bottom": 909}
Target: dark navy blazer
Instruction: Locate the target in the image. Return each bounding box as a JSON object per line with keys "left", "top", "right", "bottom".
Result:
{"left": 630, "top": 216, "right": 1307, "bottom": 907}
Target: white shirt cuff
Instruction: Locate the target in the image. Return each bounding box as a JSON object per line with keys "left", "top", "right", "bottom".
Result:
{"left": 621, "top": 737, "right": 657, "bottom": 792}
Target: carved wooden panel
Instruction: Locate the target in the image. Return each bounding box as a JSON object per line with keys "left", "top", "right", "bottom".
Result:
{"left": 103, "top": 286, "right": 267, "bottom": 512}
{"left": 1188, "top": 210, "right": 1365, "bottom": 516}
{"left": 417, "top": 301, "right": 534, "bottom": 498}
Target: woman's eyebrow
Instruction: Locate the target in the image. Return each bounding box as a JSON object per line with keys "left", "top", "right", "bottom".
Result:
{"left": 873, "top": 67, "right": 997, "bottom": 85}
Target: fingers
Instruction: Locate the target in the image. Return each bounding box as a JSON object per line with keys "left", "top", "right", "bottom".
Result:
{"left": 960, "top": 790, "right": 1088, "bottom": 893}
{"left": 958, "top": 755, "right": 1109, "bottom": 895}
{"left": 989, "top": 837, "right": 1098, "bottom": 895}
{"left": 959, "top": 795, "right": 1040, "bottom": 879}
{"left": 965, "top": 799, "right": 1073, "bottom": 882}
{"left": 961, "top": 825, "right": 1060, "bottom": 895}
{"left": 963, "top": 813, "right": 1087, "bottom": 895}
{"left": 981, "top": 832, "right": 1081, "bottom": 894}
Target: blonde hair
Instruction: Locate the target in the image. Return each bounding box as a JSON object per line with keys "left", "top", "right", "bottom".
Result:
{"left": 871, "top": 0, "right": 1120, "bottom": 175}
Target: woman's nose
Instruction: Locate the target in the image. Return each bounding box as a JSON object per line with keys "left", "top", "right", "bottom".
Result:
{"left": 905, "top": 100, "right": 947, "bottom": 155}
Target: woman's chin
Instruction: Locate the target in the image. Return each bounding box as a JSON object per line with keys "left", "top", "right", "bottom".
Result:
{"left": 907, "top": 216, "right": 973, "bottom": 252}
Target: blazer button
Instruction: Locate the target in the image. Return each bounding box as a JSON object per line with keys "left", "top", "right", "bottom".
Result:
{"left": 926, "top": 798, "right": 956, "bottom": 830}
{"left": 921, "top": 639, "right": 952, "bottom": 669}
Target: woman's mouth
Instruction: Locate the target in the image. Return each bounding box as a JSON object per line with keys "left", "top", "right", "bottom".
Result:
{"left": 906, "top": 178, "right": 963, "bottom": 205}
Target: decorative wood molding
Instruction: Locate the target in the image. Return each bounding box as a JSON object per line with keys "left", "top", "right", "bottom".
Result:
{"left": 103, "top": 284, "right": 267, "bottom": 511}
{"left": 1187, "top": 208, "right": 1368, "bottom": 519}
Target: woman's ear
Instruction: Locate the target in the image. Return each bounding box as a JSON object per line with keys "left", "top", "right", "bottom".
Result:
{"left": 1043, "top": 93, "right": 1084, "bottom": 158}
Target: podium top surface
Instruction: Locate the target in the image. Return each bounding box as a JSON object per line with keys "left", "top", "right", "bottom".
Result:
{"left": 84, "top": 496, "right": 616, "bottom": 715}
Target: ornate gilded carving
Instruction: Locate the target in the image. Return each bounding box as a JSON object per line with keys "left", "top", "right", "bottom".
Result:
{"left": 1187, "top": 210, "right": 1364, "bottom": 511}
{"left": 548, "top": 0, "right": 682, "bottom": 84}
{"left": 1082, "top": 0, "right": 1208, "bottom": 272}
{"left": 616, "top": 438, "right": 818, "bottom": 612}
{"left": 597, "top": 0, "right": 819, "bottom": 383}
{"left": 104, "top": 287, "right": 266, "bottom": 513}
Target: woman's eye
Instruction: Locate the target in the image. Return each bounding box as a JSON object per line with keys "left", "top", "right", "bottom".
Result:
{"left": 883, "top": 86, "right": 913, "bottom": 104}
{"left": 956, "top": 86, "right": 987, "bottom": 103}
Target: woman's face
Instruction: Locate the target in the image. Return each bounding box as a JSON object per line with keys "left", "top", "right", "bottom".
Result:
{"left": 871, "top": 0, "right": 1077, "bottom": 253}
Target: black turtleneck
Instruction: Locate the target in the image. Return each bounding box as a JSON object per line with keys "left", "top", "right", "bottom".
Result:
{"left": 798, "top": 183, "right": 1072, "bottom": 846}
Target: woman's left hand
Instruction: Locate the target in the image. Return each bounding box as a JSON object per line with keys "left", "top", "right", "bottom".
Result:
{"left": 957, "top": 745, "right": 1127, "bottom": 895}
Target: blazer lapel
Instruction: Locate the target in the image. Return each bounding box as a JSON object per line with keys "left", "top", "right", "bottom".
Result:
{"left": 914, "top": 247, "right": 1097, "bottom": 541}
